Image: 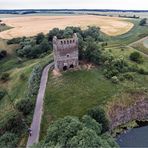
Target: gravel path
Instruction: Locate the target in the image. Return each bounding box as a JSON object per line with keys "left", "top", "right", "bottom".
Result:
{"left": 26, "top": 62, "right": 54, "bottom": 147}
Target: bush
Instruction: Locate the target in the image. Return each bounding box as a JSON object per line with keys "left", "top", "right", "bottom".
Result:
{"left": 139, "top": 18, "right": 147, "bottom": 26}
{"left": 19, "top": 73, "right": 27, "bottom": 81}
{"left": 138, "top": 68, "right": 148, "bottom": 75}
{"left": 129, "top": 51, "right": 143, "bottom": 63}
{"left": 15, "top": 98, "right": 34, "bottom": 115}
{"left": 118, "top": 75, "right": 125, "bottom": 81}
{"left": 87, "top": 107, "right": 109, "bottom": 133}
{"left": 0, "top": 73, "right": 10, "bottom": 82}
{"left": 0, "top": 111, "right": 25, "bottom": 135}
{"left": 28, "top": 65, "right": 42, "bottom": 97}
{"left": 82, "top": 115, "right": 102, "bottom": 135}
{"left": 36, "top": 33, "right": 45, "bottom": 44}
{"left": 0, "top": 50, "right": 7, "bottom": 60}
{"left": 103, "top": 56, "right": 129, "bottom": 79}
{"left": 45, "top": 116, "right": 83, "bottom": 146}
{"left": 111, "top": 76, "right": 119, "bottom": 84}
{"left": 7, "top": 37, "right": 21, "bottom": 45}
{"left": 0, "top": 90, "right": 5, "bottom": 101}
{"left": 0, "top": 132, "right": 18, "bottom": 147}
{"left": 16, "top": 38, "right": 51, "bottom": 59}
{"left": 123, "top": 73, "right": 134, "bottom": 81}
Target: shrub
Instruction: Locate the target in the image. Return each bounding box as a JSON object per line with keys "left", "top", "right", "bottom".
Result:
{"left": 28, "top": 65, "right": 42, "bottom": 97}
{"left": 87, "top": 107, "right": 109, "bottom": 133}
{"left": 0, "top": 111, "right": 25, "bottom": 135}
{"left": 16, "top": 38, "right": 51, "bottom": 59}
{"left": 101, "top": 42, "right": 108, "bottom": 47}
{"left": 45, "top": 116, "right": 83, "bottom": 146}
{"left": 0, "top": 50, "right": 7, "bottom": 60}
{"left": 138, "top": 68, "right": 148, "bottom": 75}
{"left": 103, "top": 56, "right": 129, "bottom": 79}
{"left": 0, "top": 90, "right": 5, "bottom": 101}
{"left": 139, "top": 18, "right": 147, "bottom": 26}
{"left": 0, "top": 132, "right": 18, "bottom": 147}
{"left": 129, "top": 51, "right": 143, "bottom": 63}
{"left": 15, "top": 98, "right": 34, "bottom": 115}
{"left": 123, "top": 73, "right": 134, "bottom": 81}
{"left": 0, "top": 73, "right": 10, "bottom": 82}
{"left": 7, "top": 37, "right": 21, "bottom": 45}
{"left": 19, "top": 73, "right": 27, "bottom": 81}
{"left": 111, "top": 76, "right": 119, "bottom": 84}
{"left": 118, "top": 75, "right": 125, "bottom": 81}
{"left": 82, "top": 115, "right": 102, "bottom": 135}
{"left": 36, "top": 33, "right": 45, "bottom": 44}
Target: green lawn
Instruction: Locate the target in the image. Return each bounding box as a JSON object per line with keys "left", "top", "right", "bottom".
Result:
{"left": 41, "top": 68, "right": 123, "bottom": 138}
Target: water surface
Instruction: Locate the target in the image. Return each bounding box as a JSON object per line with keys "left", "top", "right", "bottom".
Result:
{"left": 117, "top": 126, "right": 148, "bottom": 147}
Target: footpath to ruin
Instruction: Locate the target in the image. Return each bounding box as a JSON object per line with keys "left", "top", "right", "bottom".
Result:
{"left": 26, "top": 62, "right": 54, "bottom": 147}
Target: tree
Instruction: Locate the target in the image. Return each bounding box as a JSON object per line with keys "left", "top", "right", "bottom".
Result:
{"left": 83, "top": 26, "right": 101, "bottom": 41}
{"left": 36, "top": 33, "right": 45, "bottom": 44}
{"left": 15, "top": 98, "right": 33, "bottom": 115}
{"left": 39, "top": 39, "right": 51, "bottom": 53}
{"left": 87, "top": 106, "right": 109, "bottom": 133}
{"left": 35, "top": 115, "right": 118, "bottom": 147}
{"left": 0, "top": 50, "right": 7, "bottom": 60}
{"left": 48, "top": 28, "right": 63, "bottom": 41}
{"left": 0, "top": 73, "right": 10, "bottom": 82}
{"left": 0, "top": 90, "right": 5, "bottom": 100}
{"left": 0, "top": 111, "right": 25, "bottom": 135}
{"left": 68, "top": 128, "right": 103, "bottom": 148}
{"left": 139, "top": 18, "right": 147, "bottom": 26}
{"left": 0, "top": 132, "right": 18, "bottom": 147}
{"left": 63, "top": 27, "right": 74, "bottom": 38}
{"left": 129, "top": 51, "right": 143, "bottom": 63}
{"left": 101, "top": 133, "right": 119, "bottom": 147}
{"left": 82, "top": 115, "right": 102, "bottom": 135}
{"left": 44, "top": 116, "right": 83, "bottom": 146}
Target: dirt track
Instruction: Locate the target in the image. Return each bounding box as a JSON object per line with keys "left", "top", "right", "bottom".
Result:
{"left": 0, "top": 15, "right": 134, "bottom": 39}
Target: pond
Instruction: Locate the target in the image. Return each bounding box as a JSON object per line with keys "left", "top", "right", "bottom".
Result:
{"left": 117, "top": 126, "right": 148, "bottom": 147}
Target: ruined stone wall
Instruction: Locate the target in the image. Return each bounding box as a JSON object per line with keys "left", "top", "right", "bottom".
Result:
{"left": 53, "top": 33, "right": 78, "bottom": 70}
{"left": 108, "top": 98, "right": 148, "bottom": 129}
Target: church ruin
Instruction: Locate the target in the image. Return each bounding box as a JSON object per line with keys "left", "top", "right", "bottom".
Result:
{"left": 53, "top": 33, "right": 79, "bottom": 71}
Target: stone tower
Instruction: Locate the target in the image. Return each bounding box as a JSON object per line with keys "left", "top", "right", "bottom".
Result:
{"left": 53, "top": 33, "right": 79, "bottom": 71}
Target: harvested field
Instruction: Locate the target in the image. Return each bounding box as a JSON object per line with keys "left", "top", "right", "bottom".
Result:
{"left": 0, "top": 15, "right": 134, "bottom": 39}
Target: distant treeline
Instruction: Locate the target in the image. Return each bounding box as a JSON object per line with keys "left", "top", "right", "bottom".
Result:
{"left": 0, "top": 9, "right": 148, "bottom": 14}
{"left": 118, "top": 14, "right": 140, "bottom": 19}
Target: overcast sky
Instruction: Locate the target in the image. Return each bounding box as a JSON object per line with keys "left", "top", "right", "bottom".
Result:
{"left": 0, "top": 0, "right": 148, "bottom": 10}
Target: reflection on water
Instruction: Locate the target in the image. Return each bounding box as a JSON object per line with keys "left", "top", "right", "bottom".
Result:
{"left": 117, "top": 126, "right": 148, "bottom": 147}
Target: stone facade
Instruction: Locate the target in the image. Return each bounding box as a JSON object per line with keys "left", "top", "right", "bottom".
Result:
{"left": 53, "top": 33, "right": 79, "bottom": 71}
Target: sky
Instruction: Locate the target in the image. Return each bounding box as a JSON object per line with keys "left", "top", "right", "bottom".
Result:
{"left": 0, "top": 0, "right": 148, "bottom": 10}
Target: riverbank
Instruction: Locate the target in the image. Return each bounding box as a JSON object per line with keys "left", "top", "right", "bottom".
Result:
{"left": 107, "top": 90, "right": 148, "bottom": 130}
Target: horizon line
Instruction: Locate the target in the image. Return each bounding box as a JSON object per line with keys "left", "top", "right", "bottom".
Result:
{"left": 0, "top": 8, "right": 148, "bottom": 11}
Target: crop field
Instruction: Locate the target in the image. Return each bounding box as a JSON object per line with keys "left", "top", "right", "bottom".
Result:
{"left": 0, "top": 15, "right": 133, "bottom": 39}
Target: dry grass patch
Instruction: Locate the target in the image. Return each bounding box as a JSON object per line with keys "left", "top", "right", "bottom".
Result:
{"left": 0, "top": 15, "right": 134, "bottom": 39}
